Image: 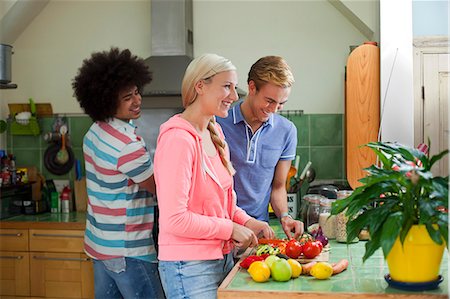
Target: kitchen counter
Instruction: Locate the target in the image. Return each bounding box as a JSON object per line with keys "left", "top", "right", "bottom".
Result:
{"left": 218, "top": 219, "right": 448, "bottom": 298}
{"left": 0, "top": 212, "right": 86, "bottom": 230}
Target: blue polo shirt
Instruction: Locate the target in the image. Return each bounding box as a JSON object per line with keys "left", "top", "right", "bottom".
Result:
{"left": 217, "top": 101, "right": 297, "bottom": 221}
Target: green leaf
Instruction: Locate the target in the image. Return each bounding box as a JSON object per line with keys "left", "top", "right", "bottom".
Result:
{"left": 425, "top": 223, "right": 443, "bottom": 245}
{"left": 362, "top": 231, "right": 381, "bottom": 262}
{"left": 430, "top": 149, "right": 449, "bottom": 169}
{"left": 380, "top": 213, "right": 403, "bottom": 258}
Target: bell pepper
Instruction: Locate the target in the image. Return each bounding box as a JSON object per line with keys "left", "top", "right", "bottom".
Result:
{"left": 239, "top": 254, "right": 269, "bottom": 269}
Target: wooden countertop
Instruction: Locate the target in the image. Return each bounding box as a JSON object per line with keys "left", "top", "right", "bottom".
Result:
{"left": 218, "top": 220, "right": 448, "bottom": 299}
{"left": 0, "top": 212, "right": 86, "bottom": 230}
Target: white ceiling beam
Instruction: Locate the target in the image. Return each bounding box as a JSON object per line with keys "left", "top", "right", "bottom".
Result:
{"left": 0, "top": 0, "right": 49, "bottom": 45}
{"left": 328, "top": 0, "right": 374, "bottom": 40}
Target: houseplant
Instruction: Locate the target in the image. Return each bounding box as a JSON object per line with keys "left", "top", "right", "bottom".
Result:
{"left": 331, "top": 141, "right": 448, "bottom": 283}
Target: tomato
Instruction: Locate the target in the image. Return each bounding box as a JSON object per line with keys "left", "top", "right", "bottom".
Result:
{"left": 285, "top": 239, "right": 303, "bottom": 259}
{"left": 302, "top": 241, "right": 322, "bottom": 259}
{"left": 314, "top": 240, "right": 323, "bottom": 252}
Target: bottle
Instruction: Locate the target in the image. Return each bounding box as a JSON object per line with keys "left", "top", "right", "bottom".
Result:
{"left": 335, "top": 190, "right": 359, "bottom": 243}
{"left": 51, "top": 192, "right": 59, "bottom": 213}
{"left": 60, "top": 186, "right": 71, "bottom": 213}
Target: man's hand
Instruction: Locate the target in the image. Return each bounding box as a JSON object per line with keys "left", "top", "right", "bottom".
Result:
{"left": 280, "top": 216, "right": 304, "bottom": 240}
{"left": 244, "top": 218, "right": 275, "bottom": 239}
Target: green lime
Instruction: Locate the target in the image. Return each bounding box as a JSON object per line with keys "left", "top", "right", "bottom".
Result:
{"left": 0, "top": 120, "right": 7, "bottom": 133}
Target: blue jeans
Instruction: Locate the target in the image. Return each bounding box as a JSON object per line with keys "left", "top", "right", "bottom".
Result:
{"left": 93, "top": 257, "right": 165, "bottom": 299}
{"left": 158, "top": 253, "right": 234, "bottom": 299}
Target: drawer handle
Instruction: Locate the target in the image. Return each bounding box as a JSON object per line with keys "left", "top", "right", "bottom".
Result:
{"left": 33, "top": 256, "right": 91, "bottom": 262}
{"left": 0, "top": 233, "right": 23, "bottom": 237}
{"left": 0, "top": 255, "right": 23, "bottom": 260}
{"left": 32, "top": 233, "right": 83, "bottom": 238}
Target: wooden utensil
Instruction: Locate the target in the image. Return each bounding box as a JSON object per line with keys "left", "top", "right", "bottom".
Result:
{"left": 345, "top": 42, "right": 380, "bottom": 189}
{"left": 74, "top": 177, "right": 88, "bottom": 212}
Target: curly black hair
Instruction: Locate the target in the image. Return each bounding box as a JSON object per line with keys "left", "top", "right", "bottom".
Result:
{"left": 72, "top": 47, "right": 152, "bottom": 122}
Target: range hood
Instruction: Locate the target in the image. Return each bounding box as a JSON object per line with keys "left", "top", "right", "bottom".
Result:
{"left": 141, "top": 0, "right": 193, "bottom": 109}
{"left": 141, "top": 0, "right": 245, "bottom": 109}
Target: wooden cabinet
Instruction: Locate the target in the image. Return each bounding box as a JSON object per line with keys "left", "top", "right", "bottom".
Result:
{"left": 0, "top": 228, "right": 94, "bottom": 298}
{"left": 30, "top": 252, "right": 93, "bottom": 298}
{"left": 0, "top": 229, "right": 30, "bottom": 296}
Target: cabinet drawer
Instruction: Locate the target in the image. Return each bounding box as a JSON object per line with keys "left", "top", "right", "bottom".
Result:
{"left": 29, "top": 229, "right": 84, "bottom": 253}
{"left": 30, "top": 252, "right": 93, "bottom": 298}
{"left": 0, "top": 251, "right": 30, "bottom": 296}
{"left": 0, "top": 229, "right": 29, "bottom": 251}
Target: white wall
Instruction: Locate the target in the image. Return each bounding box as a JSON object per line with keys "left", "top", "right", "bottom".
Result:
{"left": 194, "top": 1, "right": 367, "bottom": 114}
{"left": 0, "top": 0, "right": 371, "bottom": 117}
{"left": 0, "top": 0, "right": 151, "bottom": 116}
{"left": 380, "top": 0, "right": 414, "bottom": 146}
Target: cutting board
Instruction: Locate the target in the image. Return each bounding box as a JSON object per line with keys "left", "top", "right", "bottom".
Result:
{"left": 74, "top": 177, "right": 88, "bottom": 212}
{"left": 345, "top": 43, "right": 380, "bottom": 189}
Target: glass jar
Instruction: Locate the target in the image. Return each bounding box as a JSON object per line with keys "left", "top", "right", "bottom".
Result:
{"left": 319, "top": 198, "right": 336, "bottom": 239}
{"left": 304, "top": 194, "right": 325, "bottom": 228}
{"left": 335, "top": 190, "right": 359, "bottom": 243}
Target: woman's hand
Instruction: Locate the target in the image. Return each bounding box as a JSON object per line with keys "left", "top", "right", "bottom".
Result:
{"left": 231, "top": 223, "right": 258, "bottom": 249}
{"left": 244, "top": 218, "right": 275, "bottom": 239}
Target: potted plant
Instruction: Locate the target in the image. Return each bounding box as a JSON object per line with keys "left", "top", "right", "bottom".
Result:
{"left": 331, "top": 141, "right": 448, "bottom": 284}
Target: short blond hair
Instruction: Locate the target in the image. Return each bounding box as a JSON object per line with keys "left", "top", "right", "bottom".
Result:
{"left": 247, "top": 56, "right": 294, "bottom": 90}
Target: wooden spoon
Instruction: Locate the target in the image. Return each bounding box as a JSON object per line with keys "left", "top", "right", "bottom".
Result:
{"left": 56, "top": 125, "right": 69, "bottom": 165}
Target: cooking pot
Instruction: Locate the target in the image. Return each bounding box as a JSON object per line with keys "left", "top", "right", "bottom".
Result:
{"left": 44, "top": 143, "right": 75, "bottom": 175}
{"left": 0, "top": 44, "right": 13, "bottom": 84}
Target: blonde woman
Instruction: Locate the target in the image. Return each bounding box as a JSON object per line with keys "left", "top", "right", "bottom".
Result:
{"left": 154, "top": 54, "right": 274, "bottom": 298}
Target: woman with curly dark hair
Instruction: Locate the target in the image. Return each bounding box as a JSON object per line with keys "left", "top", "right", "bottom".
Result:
{"left": 72, "top": 47, "right": 165, "bottom": 299}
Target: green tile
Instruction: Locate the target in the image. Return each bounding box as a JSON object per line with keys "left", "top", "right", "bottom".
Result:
{"left": 311, "top": 147, "right": 343, "bottom": 180}
{"left": 40, "top": 116, "right": 57, "bottom": 135}
{"left": 10, "top": 134, "right": 42, "bottom": 149}
{"left": 11, "top": 149, "right": 42, "bottom": 168}
{"left": 295, "top": 147, "right": 310, "bottom": 171}
{"left": 69, "top": 116, "right": 92, "bottom": 148}
{"left": 310, "top": 114, "right": 343, "bottom": 146}
{"left": 290, "top": 114, "right": 309, "bottom": 146}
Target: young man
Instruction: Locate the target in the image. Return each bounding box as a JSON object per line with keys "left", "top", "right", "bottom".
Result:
{"left": 217, "top": 56, "right": 304, "bottom": 239}
{"left": 72, "top": 48, "right": 165, "bottom": 299}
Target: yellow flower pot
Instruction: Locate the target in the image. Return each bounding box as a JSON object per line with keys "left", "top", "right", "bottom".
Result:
{"left": 386, "top": 225, "right": 445, "bottom": 283}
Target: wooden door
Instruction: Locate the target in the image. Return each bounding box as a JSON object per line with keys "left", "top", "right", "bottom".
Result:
{"left": 423, "top": 53, "right": 449, "bottom": 177}
{"left": 0, "top": 251, "right": 30, "bottom": 296}
{"left": 30, "top": 252, "right": 94, "bottom": 298}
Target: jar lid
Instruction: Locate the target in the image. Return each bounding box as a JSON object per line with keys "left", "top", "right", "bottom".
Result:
{"left": 319, "top": 197, "right": 334, "bottom": 206}
{"left": 337, "top": 190, "right": 353, "bottom": 199}
{"left": 303, "top": 194, "right": 326, "bottom": 204}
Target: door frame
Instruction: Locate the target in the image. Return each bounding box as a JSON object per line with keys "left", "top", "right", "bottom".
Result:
{"left": 413, "top": 36, "right": 449, "bottom": 146}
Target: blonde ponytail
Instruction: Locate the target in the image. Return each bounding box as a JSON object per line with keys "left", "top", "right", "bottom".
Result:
{"left": 207, "top": 118, "right": 236, "bottom": 176}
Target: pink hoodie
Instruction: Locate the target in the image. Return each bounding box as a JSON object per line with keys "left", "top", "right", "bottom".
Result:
{"left": 154, "top": 115, "right": 251, "bottom": 261}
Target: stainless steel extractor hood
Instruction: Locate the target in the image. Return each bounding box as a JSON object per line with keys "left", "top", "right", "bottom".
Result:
{"left": 141, "top": 0, "right": 245, "bottom": 109}
{"left": 141, "top": 0, "right": 193, "bottom": 109}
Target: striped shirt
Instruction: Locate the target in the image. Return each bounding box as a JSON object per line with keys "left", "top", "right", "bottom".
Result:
{"left": 83, "top": 118, "right": 157, "bottom": 262}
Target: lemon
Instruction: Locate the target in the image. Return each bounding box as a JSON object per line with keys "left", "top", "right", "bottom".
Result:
{"left": 287, "top": 259, "right": 302, "bottom": 278}
{"left": 310, "top": 262, "right": 333, "bottom": 280}
{"left": 248, "top": 261, "right": 271, "bottom": 282}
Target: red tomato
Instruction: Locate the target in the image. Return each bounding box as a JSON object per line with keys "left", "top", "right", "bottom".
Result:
{"left": 285, "top": 239, "right": 303, "bottom": 259}
{"left": 302, "top": 241, "right": 322, "bottom": 259}
{"left": 314, "top": 240, "right": 323, "bottom": 252}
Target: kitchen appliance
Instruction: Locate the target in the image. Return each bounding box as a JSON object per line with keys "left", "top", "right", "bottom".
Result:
{"left": 345, "top": 42, "right": 380, "bottom": 189}
{"left": 0, "top": 44, "right": 17, "bottom": 89}
{"left": 0, "top": 183, "right": 32, "bottom": 218}
{"left": 140, "top": 0, "right": 245, "bottom": 109}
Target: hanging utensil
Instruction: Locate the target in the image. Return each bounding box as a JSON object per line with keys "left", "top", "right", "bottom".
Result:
{"left": 55, "top": 125, "right": 69, "bottom": 165}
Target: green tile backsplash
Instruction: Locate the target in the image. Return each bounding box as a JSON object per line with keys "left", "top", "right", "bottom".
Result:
{"left": 6, "top": 115, "right": 93, "bottom": 181}
{"left": 5, "top": 113, "right": 346, "bottom": 185}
